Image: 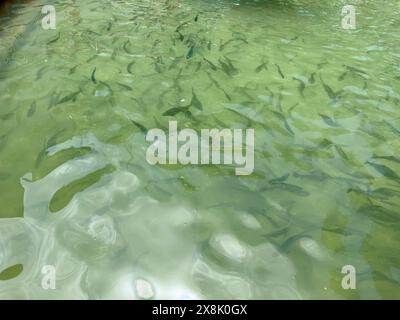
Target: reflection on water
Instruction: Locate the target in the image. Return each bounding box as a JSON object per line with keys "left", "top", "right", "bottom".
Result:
{"left": 0, "top": 0, "right": 400, "bottom": 299}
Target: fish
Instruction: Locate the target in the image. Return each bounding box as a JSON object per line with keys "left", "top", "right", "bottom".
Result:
{"left": 106, "top": 21, "right": 112, "bottom": 32}
{"left": 309, "top": 72, "right": 316, "bottom": 84}
{"left": 318, "top": 138, "right": 333, "bottom": 148}
{"left": 219, "top": 38, "right": 248, "bottom": 51}
{"left": 366, "top": 160, "right": 400, "bottom": 182}
{"left": 131, "top": 120, "right": 147, "bottom": 133}
{"left": 35, "top": 143, "right": 47, "bottom": 168}
{"left": 194, "top": 14, "right": 199, "bottom": 22}
{"left": 69, "top": 64, "right": 80, "bottom": 74}
{"left": 321, "top": 226, "right": 352, "bottom": 236}
{"left": 264, "top": 222, "right": 292, "bottom": 238}
{"left": 372, "top": 155, "right": 400, "bottom": 164}
{"left": 36, "top": 66, "right": 47, "bottom": 80}
{"left": 269, "top": 173, "right": 290, "bottom": 184}
{"left": 267, "top": 182, "right": 310, "bottom": 196}
{"left": 47, "top": 128, "right": 67, "bottom": 147}
{"left": 57, "top": 91, "right": 80, "bottom": 105}
{"left": 123, "top": 40, "right": 133, "bottom": 54}
{"left": 186, "top": 45, "right": 195, "bottom": 59}
{"left": 384, "top": 120, "right": 400, "bottom": 136}
{"left": 162, "top": 106, "right": 190, "bottom": 116}
{"left": 127, "top": 61, "right": 135, "bottom": 74}
{"left": 0, "top": 172, "right": 10, "bottom": 180}
{"left": 203, "top": 58, "right": 217, "bottom": 71}
{"left": 318, "top": 113, "right": 338, "bottom": 127}
{"left": 338, "top": 71, "right": 348, "bottom": 81}
{"left": 91, "top": 67, "right": 97, "bottom": 84}
{"left": 344, "top": 65, "right": 368, "bottom": 76}
{"left": 271, "top": 110, "right": 294, "bottom": 135}
{"left": 48, "top": 91, "right": 61, "bottom": 110}
{"left": 319, "top": 75, "right": 342, "bottom": 100}
{"left": 279, "top": 234, "right": 312, "bottom": 253}
{"left": 255, "top": 60, "right": 268, "bottom": 73}
{"left": 358, "top": 204, "right": 400, "bottom": 225}
{"left": 219, "top": 58, "right": 237, "bottom": 77}
{"left": 207, "top": 73, "right": 231, "bottom": 101}
{"left": 293, "top": 76, "right": 306, "bottom": 97}
{"left": 0, "top": 134, "right": 8, "bottom": 152}
{"left": 190, "top": 89, "right": 203, "bottom": 110}
{"left": 287, "top": 103, "right": 299, "bottom": 118}
{"left": 275, "top": 64, "right": 285, "bottom": 79}
{"left": 46, "top": 32, "right": 60, "bottom": 45}
{"left": 116, "top": 82, "right": 133, "bottom": 91}
{"left": 27, "top": 101, "right": 36, "bottom": 117}
{"left": 334, "top": 144, "right": 349, "bottom": 160}
{"left": 0, "top": 112, "right": 14, "bottom": 121}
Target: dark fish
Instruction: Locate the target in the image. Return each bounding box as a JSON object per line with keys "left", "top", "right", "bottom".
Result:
{"left": 47, "top": 32, "right": 60, "bottom": 45}
{"left": 344, "top": 65, "right": 368, "bottom": 76}
{"left": 0, "top": 112, "right": 14, "bottom": 121}
{"left": 57, "top": 91, "right": 80, "bottom": 105}
{"left": 176, "top": 30, "right": 184, "bottom": 42}
{"left": 131, "top": 120, "right": 147, "bottom": 134}
{"left": 203, "top": 58, "right": 217, "bottom": 71}
{"left": 190, "top": 89, "right": 203, "bottom": 110}
{"left": 219, "top": 38, "right": 248, "bottom": 51}
{"left": 35, "top": 144, "right": 47, "bottom": 168}
{"left": 69, "top": 64, "right": 80, "bottom": 74}
{"left": 263, "top": 182, "right": 309, "bottom": 196}
{"left": 279, "top": 234, "right": 312, "bottom": 253}
{"left": 219, "top": 58, "right": 236, "bottom": 77}
{"left": 207, "top": 73, "right": 231, "bottom": 101}
{"left": 384, "top": 120, "right": 400, "bottom": 135}
{"left": 366, "top": 160, "right": 400, "bottom": 181}
{"left": 358, "top": 204, "right": 400, "bottom": 225}
{"left": 264, "top": 222, "right": 291, "bottom": 238}
{"left": 186, "top": 45, "right": 195, "bottom": 59}
{"left": 321, "top": 226, "right": 352, "bottom": 236}
{"left": 162, "top": 106, "right": 190, "bottom": 116}
{"left": 36, "top": 66, "right": 47, "bottom": 80}
{"left": 275, "top": 64, "right": 285, "bottom": 79}
{"left": 287, "top": 103, "right": 299, "bottom": 118}
{"left": 338, "top": 71, "right": 348, "bottom": 81}
{"left": 271, "top": 110, "right": 294, "bottom": 135}
{"left": 0, "top": 172, "right": 10, "bottom": 180}
{"left": 47, "top": 128, "right": 67, "bottom": 147}
{"left": 127, "top": 61, "right": 135, "bottom": 74}
{"left": 106, "top": 21, "right": 112, "bottom": 31}
{"left": 318, "top": 113, "right": 338, "bottom": 127}
{"left": 48, "top": 91, "right": 61, "bottom": 110}
{"left": 0, "top": 134, "right": 8, "bottom": 152}
{"left": 372, "top": 155, "right": 400, "bottom": 164}
{"left": 123, "top": 40, "right": 133, "bottom": 54}
{"left": 27, "top": 101, "right": 36, "bottom": 117}
{"left": 255, "top": 59, "right": 268, "bottom": 73}
{"left": 370, "top": 187, "right": 400, "bottom": 199}
{"left": 334, "top": 144, "right": 348, "bottom": 160}
{"left": 91, "top": 67, "right": 97, "bottom": 84}
{"left": 116, "top": 82, "right": 133, "bottom": 91}
{"left": 293, "top": 76, "right": 306, "bottom": 97}
{"left": 269, "top": 173, "right": 290, "bottom": 184}
{"left": 194, "top": 14, "right": 199, "bottom": 22}
{"left": 207, "top": 40, "right": 212, "bottom": 51}
{"left": 309, "top": 72, "right": 316, "bottom": 84}
{"left": 319, "top": 75, "right": 342, "bottom": 100}
{"left": 318, "top": 138, "right": 333, "bottom": 148}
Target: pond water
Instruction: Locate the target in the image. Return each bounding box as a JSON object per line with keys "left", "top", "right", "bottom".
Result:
{"left": 0, "top": 0, "right": 400, "bottom": 299}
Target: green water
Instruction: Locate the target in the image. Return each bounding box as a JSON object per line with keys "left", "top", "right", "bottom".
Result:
{"left": 1, "top": 0, "right": 400, "bottom": 299}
